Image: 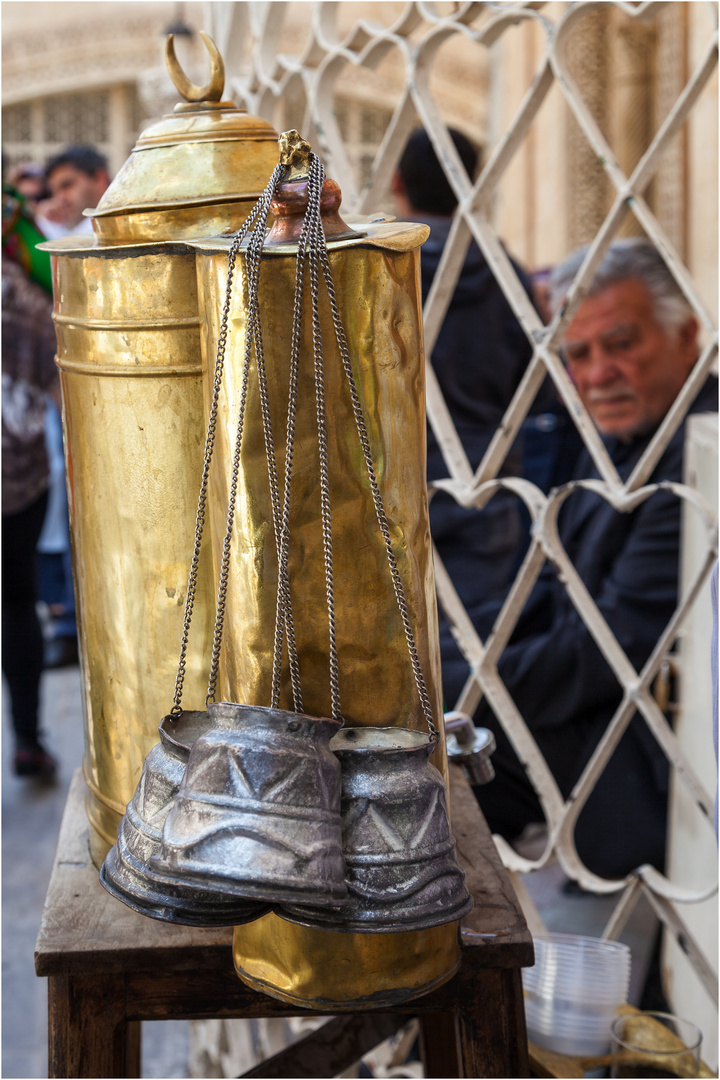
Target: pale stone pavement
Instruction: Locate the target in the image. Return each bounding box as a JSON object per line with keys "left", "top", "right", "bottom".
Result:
{"left": 2, "top": 663, "right": 190, "bottom": 1079}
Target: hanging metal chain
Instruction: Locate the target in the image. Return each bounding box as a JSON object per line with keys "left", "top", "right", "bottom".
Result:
{"left": 269, "top": 189, "right": 326, "bottom": 713}
{"left": 206, "top": 201, "right": 303, "bottom": 706}
{"left": 245, "top": 221, "right": 302, "bottom": 711}
{"left": 173, "top": 144, "right": 436, "bottom": 741}
{"left": 307, "top": 153, "right": 438, "bottom": 742}
{"left": 170, "top": 164, "right": 282, "bottom": 718}
{"left": 204, "top": 226, "right": 259, "bottom": 704}
{"left": 305, "top": 161, "right": 342, "bottom": 722}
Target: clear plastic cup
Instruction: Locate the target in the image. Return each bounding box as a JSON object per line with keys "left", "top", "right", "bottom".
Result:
{"left": 611, "top": 1012, "right": 702, "bottom": 1078}
{"left": 523, "top": 933, "right": 631, "bottom": 1055}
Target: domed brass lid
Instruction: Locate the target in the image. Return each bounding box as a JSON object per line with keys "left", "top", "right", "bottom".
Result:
{"left": 89, "top": 32, "right": 278, "bottom": 244}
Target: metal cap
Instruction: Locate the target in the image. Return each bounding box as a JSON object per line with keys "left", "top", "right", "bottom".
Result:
{"left": 444, "top": 712, "right": 496, "bottom": 786}
{"left": 88, "top": 32, "right": 278, "bottom": 244}
{"left": 148, "top": 702, "right": 348, "bottom": 906}
{"left": 99, "top": 711, "right": 270, "bottom": 926}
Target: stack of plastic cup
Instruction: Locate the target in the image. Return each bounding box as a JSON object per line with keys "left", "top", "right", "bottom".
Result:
{"left": 523, "top": 932, "right": 632, "bottom": 1057}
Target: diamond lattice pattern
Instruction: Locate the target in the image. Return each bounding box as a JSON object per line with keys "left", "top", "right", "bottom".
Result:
{"left": 207, "top": 0, "right": 719, "bottom": 1013}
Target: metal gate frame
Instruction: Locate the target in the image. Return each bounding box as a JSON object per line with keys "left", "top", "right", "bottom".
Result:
{"left": 207, "top": 0, "right": 719, "bottom": 1009}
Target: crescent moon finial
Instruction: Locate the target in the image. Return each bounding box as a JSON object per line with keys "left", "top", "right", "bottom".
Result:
{"left": 166, "top": 30, "right": 225, "bottom": 103}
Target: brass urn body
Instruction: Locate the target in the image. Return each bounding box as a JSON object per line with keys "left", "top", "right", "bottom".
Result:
{"left": 192, "top": 214, "right": 461, "bottom": 1008}
{"left": 42, "top": 48, "right": 279, "bottom": 865}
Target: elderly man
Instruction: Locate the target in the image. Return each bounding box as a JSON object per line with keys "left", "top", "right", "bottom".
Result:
{"left": 461, "top": 239, "right": 717, "bottom": 878}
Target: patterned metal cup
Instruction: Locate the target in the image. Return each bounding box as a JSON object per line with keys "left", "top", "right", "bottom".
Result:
{"left": 100, "top": 710, "right": 269, "bottom": 926}
{"left": 279, "top": 726, "right": 473, "bottom": 933}
{"left": 148, "top": 702, "right": 347, "bottom": 905}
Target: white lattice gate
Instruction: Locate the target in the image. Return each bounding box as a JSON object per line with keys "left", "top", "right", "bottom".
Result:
{"left": 203, "top": 0, "right": 718, "bottom": 1059}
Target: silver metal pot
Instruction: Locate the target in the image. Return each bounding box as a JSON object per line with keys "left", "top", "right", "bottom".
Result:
{"left": 148, "top": 702, "right": 347, "bottom": 905}
{"left": 279, "top": 726, "right": 473, "bottom": 933}
{"left": 100, "top": 711, "right": 269, "bottom": 925}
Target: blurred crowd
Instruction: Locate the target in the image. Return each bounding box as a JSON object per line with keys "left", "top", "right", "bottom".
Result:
{"left": 2, "top": 131, "right": 716, "bottom": 896}
{"left": 2, "top": 146, "right": 110, "bottom": 777}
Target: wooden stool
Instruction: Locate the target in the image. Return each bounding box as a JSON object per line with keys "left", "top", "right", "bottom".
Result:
{"left": 35, "top": 766, "right": 534, "bottom": 1078}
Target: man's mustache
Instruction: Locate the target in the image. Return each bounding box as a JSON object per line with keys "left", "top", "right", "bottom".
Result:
{"left": 585, "top": 386, "right": 638, "bottom": 404}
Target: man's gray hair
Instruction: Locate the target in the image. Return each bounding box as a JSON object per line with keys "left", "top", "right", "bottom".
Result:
{"left": 549, "top": 238, "right": 694, "bottom": 334}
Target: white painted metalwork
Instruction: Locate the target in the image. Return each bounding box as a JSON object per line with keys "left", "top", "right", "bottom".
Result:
{"left": 206, "top": 0, "right": 718, "bottom": 1010}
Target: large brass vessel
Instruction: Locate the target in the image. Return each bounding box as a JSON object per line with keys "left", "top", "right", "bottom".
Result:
{"left": 191, "top": 168, "right": 461, "bottom": 1007}
{"left": 43, "top": 37, "right": 279, "bottom": 865}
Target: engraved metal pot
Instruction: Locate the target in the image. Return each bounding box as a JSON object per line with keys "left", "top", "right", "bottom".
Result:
{"left": 149, "top": 702, "right": 347, "bottom": 905}
{"left": 279, "top": 726, "right": 472, "bottom": 933}
{"left": 100, "top": 710, "right": 269, "bottom": 926}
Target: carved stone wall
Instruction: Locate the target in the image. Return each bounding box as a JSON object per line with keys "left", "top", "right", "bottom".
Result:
{"left": 1, "top": 1, "right": 205, "bottom": 173}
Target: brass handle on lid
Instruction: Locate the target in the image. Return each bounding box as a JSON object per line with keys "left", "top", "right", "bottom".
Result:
{"left": 166, "top": 30, "right": 224, "bottom": 103}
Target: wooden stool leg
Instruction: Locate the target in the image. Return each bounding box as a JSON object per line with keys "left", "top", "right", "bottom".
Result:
{"left": 126, "top": 1021, "right": 142, "bottom": 1078}
{"left": 48, "top": 973, "right": 139, "bottom": 1078}
{"left": 419, "top": 1012, "right": 461, "bottom": 1078}
{"left": 456, "top": 967, "right": 529, "bottom": 1079}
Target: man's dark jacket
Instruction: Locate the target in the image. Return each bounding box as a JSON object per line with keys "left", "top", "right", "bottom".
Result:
{"left": 419, "top": 216, "right": 533, "bottom": 482}
{"left": 417, "top": 217, "right": 535, "bottom": 613}
{"left": 466, "top": 377, "right": 718, "bottom": 878}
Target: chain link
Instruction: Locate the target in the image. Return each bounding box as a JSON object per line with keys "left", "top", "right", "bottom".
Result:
{"left": 305, "top": 158, "right": 342, "bottom": 722}
{"left": 244, "top": 221, "right": 300, "bottom": 709}
{"left": 206, "top": 199, "right": 303, "bottom": 704}
{"left": 270, "top": 184, "right": 326, "bottom": 713}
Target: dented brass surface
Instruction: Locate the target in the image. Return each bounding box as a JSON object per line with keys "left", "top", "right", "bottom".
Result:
{"left": 42, "top": 35, "right": 279, "bottom": 863}
{"left": 49, "top": 242, "right": 215, "bottom": 861}
{"left": 233, "top": 912, "right": 461, "bottom": 1008}
{"left": 194, "top": 216, "right": 459, "bottom": 1006}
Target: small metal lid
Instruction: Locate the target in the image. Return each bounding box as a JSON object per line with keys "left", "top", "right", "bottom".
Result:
{"left": 88, "top": 32, "right": 278, "bottom": 244}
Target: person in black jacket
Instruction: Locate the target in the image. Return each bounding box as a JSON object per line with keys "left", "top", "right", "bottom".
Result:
{"left": 459, "top": 238, "right": 717, "bottom": 878}
{"left": 393, "top": 128, "right": 540, "bottom": 682}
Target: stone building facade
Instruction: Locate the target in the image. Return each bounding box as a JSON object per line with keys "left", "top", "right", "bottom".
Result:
{"left": 3, "top": 1, "right": 716, "bottom": 311}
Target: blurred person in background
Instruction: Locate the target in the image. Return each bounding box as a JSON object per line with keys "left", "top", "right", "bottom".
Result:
{"left": 37, "top": 144, "right": 109, "bottom": 240}
{"left": 2, "top": 176, "right": 58, "bottom": 777}
{"left": 467, "top": 238, "right": 717, "bottom": 879}
{"left": 36, "top": 145, "right": 110, "bottom": 668}
{"left": 392, "top": 128, "right": 548, "bottom": 712}
{"left": 7, "top": 162, "right": 50, "bottom": 210}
